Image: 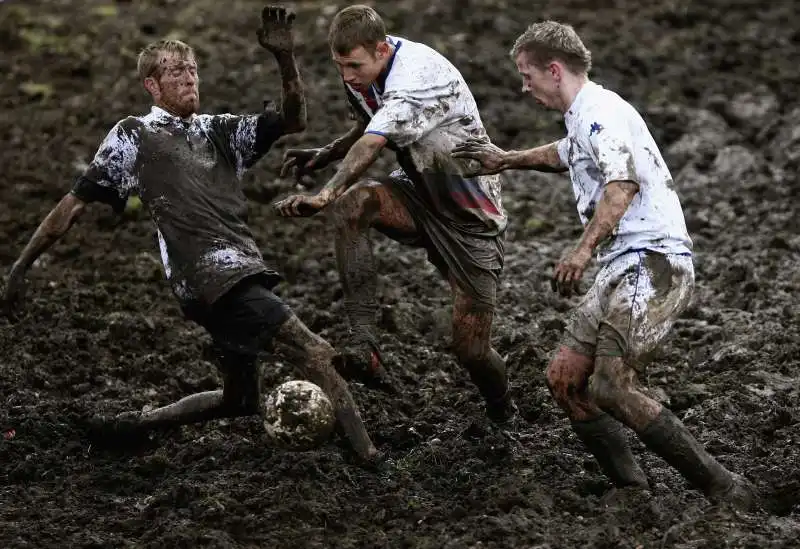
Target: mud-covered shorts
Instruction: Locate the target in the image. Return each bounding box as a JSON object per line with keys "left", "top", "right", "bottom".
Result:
{"left": 379, "top": 169, "right": 505, "bottom": 311}
{"left": 562, "top": 251, "right": 694, "bottom": 371}
{"left": 181, "top": 273, "right": 292, "bottom": 381}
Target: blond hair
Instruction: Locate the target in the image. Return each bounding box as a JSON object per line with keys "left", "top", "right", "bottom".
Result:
{"left": 136, "top": 39, "right": 195, "bottom": 80}
{"left": 328, "top": 5, "right": 386, "bottom": 55}
{"left": 510, "top": 21, "right": 592, "bottom": 74}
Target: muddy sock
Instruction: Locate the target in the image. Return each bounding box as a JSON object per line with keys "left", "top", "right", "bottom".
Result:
{"left": 637, "top": 408, "right": 734, "bottom": 497}
{"left": 336, "top": 220, "right": 378, "bottom": 342}
{"left": 301, "top": 356, "right": 377, "bottom": 460}
{"left": 572, "top": 413, "right": 649, "bottom": 488}
{"left": 135, "top": 390, "right": 234, "bottom": 429}
{"left": 463, "top": 349, "right": 514, "bottom": 421}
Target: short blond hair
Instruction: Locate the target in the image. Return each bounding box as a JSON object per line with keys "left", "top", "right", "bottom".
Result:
{"left": 136, "top": 39, "right": 195, "bottom": 80}
{"left": 510, "top": 21, "right": 592, "bottom": 74}
{"left": 328, "top": 5, "right": 386, "bottom": 55}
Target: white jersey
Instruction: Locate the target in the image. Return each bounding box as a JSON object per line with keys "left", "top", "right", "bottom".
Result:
{"left": 344, "top": 36, "right": 506, "bottom": 233}
{"left": 557, "top": 81, "right": 692, "bottom": 263}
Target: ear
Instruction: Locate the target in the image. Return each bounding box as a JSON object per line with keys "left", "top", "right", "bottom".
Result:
{"left": 375, "top": 40, "right": 391, "bottom": 59}
{"left": 548, "top": 61, "right": 563, "bottom": 82}
{"left": 143, "top": 76, "right": 160, "bottom": 100}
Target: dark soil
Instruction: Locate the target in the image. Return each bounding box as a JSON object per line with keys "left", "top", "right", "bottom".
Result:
{"left": 1, "top": 0, "right": 799, "bottom": 547}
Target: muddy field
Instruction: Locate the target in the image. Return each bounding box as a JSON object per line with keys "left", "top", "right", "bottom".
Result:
{"left": 1, "top": 0, "right": 799, "bottom": 547}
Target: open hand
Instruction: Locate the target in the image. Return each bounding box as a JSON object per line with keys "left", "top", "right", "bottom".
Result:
{"left": 552, "top": 246, "right": 592, "bottom": 298}
{"left": 451, "top": 137, "right": 509, "bottom": 176}
{"left": 272, "top": 192, "right": 331, "bottom": 217}
{"left": 257, "top": 5, "right": 296, "bottom": 54}
{"left": 280, "top": 148, "right": 332, "bottom": 181}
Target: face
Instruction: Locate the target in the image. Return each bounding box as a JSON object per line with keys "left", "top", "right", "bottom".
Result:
{"left": 332, "top": 42, "right": 391, "bottom": 90}
{"left": 515, "top": 51, "right": 562, "bottom": 111}
{"left": 145, "top": 52, "right": 199, "bottom": 118}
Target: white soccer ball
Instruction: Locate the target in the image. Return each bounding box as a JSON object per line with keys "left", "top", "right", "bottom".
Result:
{"left": 263, "top": 380, "right": 336, "bottom": 450}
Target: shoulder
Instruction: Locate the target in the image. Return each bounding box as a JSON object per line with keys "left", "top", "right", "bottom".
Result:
{"left": 385, "top": 37, "right": 458, "bottom": 90}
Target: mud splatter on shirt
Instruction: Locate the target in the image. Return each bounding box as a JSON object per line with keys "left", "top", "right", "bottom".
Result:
{"left": 556, "top": 81, "right": 692, "bottom": 263}
{"left": 345, "top": 36, "right": 507, "bottom": 237}
{"left": 72, "top": 105, "right": 285, "bottom": 305}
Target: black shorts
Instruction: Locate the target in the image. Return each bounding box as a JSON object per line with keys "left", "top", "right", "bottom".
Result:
{"left": 181, "top": 274, "right": 292, "bottom": 372}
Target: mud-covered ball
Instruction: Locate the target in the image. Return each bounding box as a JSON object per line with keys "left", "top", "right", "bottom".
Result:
{"left": 263, "top": 380, "right": 336, "bottom": 450}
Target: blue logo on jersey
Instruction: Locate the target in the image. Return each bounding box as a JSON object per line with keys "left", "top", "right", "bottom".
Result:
{"left": 589, "top": 122, "right": 603, "bottom": 136}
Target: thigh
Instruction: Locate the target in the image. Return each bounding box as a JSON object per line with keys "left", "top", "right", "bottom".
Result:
{"left": 206, "top": 277, "right": 292, "bottom": 357}
{"left": 600, "top": 252, "right": 695, "bottom": 368}
{"left": 333, "top": 177, "right": 420, "bottom": 240}
{"left": 561, "top": 272, "right": 607, "bottom": 357}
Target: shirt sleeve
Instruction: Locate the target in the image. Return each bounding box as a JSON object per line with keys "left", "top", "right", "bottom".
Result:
{"left": 365, "top": 80, "right": 460, "bottom": 148}
{"left": 586, "top": 116, "right": 638, "bottom": 185}
{"left": 556, "top": 137, "right": 570, "bottom": 167}
{"left": 212, "top": 106, "right": 285, "bottom": 175}
{"left": 70, "top": 118, "right": 141, "bottom": 213}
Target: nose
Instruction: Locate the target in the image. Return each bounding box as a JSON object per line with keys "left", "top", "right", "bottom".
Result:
{"left": 341, "top": 68, "right": 358, "bottom": 85}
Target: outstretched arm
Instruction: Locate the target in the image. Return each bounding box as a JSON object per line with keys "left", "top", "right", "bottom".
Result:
{"left": 258, "top": 6, "right": 306, "bottom": 133}
{"left": 272, "top": 51, "right": 305, "bottom": 134}
{"left": 280, "top": 118, "right": 367, "bottom": 179}
{"left": 273, "top": 133, "right": 387, "bottom": 217}
{"left": 451, "top": 139, "right": 567, "bottom": 175}
{"left": 3, "top": 193, "right": 87, "bottom": 309}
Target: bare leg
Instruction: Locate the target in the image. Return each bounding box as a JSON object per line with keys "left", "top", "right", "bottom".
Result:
{"left": 450, "top": 281, "right": 515, "bottom": 423}
{"left": 274, "top": 314, "right": 377, "bottom": 461}
{"left": 329, "top": 179, "right": 417, "bottom": 382}
{"left": 120, "top": 347, "right": 263, "bottom": 429}
{"left": 588, "top": 355, "right": 662, "bottom": 432}
{"left": 546, "top": 346, "right": 648, "bottom": 488}
{"left": 589, "top": 355, "right": 756, "bottom": 508}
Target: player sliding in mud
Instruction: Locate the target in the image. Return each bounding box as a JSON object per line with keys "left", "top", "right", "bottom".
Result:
{"left": 452, "top": 21, "right": 758, "bottom": 509}
{"left": 273, "top": 5, "right": 517, "bottom": 425}
{"left": 1, "top": 6, "right": 379, "bottom": 464}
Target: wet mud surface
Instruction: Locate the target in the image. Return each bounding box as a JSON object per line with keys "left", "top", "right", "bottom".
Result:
{"left": 1, "top": 0, "right": 798, "bottom": 547}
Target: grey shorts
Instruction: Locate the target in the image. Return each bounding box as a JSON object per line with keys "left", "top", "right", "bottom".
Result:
{"left": 562, "top": 251, "right": 694, "bottom": 370}
{"left": 379, "top": 169, "right": 505, "bottom": 311}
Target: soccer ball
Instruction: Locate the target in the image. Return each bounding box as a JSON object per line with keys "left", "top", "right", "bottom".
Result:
{"left": 263, "top": 380, "right": 336, "bottom": 451}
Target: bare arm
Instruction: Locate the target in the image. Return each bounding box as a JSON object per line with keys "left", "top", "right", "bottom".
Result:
{"left": 318, "top": 133, "right": 386, "bottom": 202}
{"left": 552, "top": 180, "right": 639, "bottom": 297}
{"left": 321, "top": 119, "right": 367, "bottom": 162}
{"left": 451, "top": 138, "right": 567, "bottom": 175}
{"left": 273, "top": 132, "right": 386, "bottom": 217}
{"left": 3, "top": 193, "right": 87, "bottom": 308}
{"left": 273, "top": 51, "right": 306, "bottom": 134}
{"left": 12, "top": 193, "right": 86, "bottom": 272}
{"left": 501, "top": 142, "right": 567, "bottom": 173}
{"left": 576, "top": 181, "right": 639, "bottom": 253}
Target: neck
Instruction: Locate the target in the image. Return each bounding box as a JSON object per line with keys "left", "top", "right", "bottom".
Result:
{"left": 155, "top": 102, "right": 193, "bottom": 120}
{"left": 559, "top": 73, "right": 589, "bottom": 114}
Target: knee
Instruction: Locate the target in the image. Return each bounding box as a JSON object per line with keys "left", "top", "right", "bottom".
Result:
{"left": 330, "top": 183, "right": 375, "bottom": 229}
{"left": 545, "top": 346, "right": 593, "bottom": 403}
{"left": 587, "top": 362, "right": 623, "bottom": 411}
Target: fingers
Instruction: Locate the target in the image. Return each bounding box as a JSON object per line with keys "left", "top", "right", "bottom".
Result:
{"left": 551, "top": 263, "right": 579, "bottom": 298}
{"left": 272, "top": 195, "right": 319, "bottom": 217}
{"left": 280, "top": 150, "right": 318, "bottom": 179}
{"left": 280, "top": 157, "right": 297, "bottom": 178}
{"left": 262, "top": 5, "right": 295, "bottom": 26}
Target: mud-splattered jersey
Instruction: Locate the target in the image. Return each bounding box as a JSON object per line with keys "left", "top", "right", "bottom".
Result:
{"left": 345, "top": 36, "right": 507, "bottom": 236}
{"left": 556, "top": 81, "right": 692, "bottom": 264}
{"left": 71, "top": 105, "right": 285, "bottom": 305}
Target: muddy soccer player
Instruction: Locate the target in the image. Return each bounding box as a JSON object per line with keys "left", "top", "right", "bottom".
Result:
{"left": 272, "top": 5, "right": 517, "bottom": 424}
{"left": 451, "top": 21, "right": 757, "bottom": 508}
{"left": 1, "top": 7, "right": 379, "bottom": 463}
